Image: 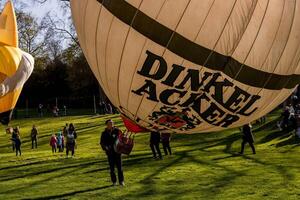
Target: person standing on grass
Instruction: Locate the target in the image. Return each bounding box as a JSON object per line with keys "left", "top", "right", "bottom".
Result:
{"left": 66, "top": 126, "right": 76, "bottom": 157}
{"left": 11, "top": 127, "right": 17, "bottom": 151}
{"left": 240, "top": 123, "right": 256, "bottom": 155}
{"left": 31, "top": 125, "right": 38, "bottom": 149}
{"left": 57, "top": 132, "right": 63, "bottom": 152}
{"left": 14, "top": 134, "right": 22, "bottom": 156}
{"left": 100, "top": 119, "right": 125, "bottom": 186}
{"left": 150, "top": 131, "right": 162, "bottom": 159}
{"left": 161, "top": 132, "right": 172, "bottom": 156}
{"left": 50, "top": 134, "right": 57, "bottom": 153}
{"left": 63, "top": 123, "right": 69, "bottom": 137}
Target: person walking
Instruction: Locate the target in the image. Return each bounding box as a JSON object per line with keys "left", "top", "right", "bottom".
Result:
{"left": 50, "top": 134, "right": 57, "bottom": 153}
{"left": 100, "top": 119, "right": 124, "bottom": 186}
{"left": 240, "top": 123, "right": 256, "bottom": 155}
{"left": 150, "top": 131, "right": 162, "bottom": 159}
{"left": 161, "top": 132, "right": 172, "bottom": 156}
{"left": 31, "top": 125, "right": 38, "bottom": 149}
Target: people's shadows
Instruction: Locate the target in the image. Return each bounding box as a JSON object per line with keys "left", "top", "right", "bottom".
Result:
{"left": 0, "top": 159, "right": 104, "bottom": 182}
{"left": 259, "top": 130, "right": 292, "bottom": 144}
{"left": 24, "top": 185, "right": 112, "bottom": 200}
{"left": 239, "top": 154, "right": 294, "bottom": 182}
{"left": 276, "top": 135, "right": 299, "bottom": 148}
{"left": 212, "top": 154, "right": 240, "bottom": 161}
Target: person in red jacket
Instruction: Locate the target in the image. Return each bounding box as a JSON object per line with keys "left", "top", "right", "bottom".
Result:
{"left": 50, "top": 134, "right": 57, "bottom": 153}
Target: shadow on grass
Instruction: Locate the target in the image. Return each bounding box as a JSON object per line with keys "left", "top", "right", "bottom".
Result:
{"left": 24, "top": 185, "right": 112, "bottom": 200}
{"left": 0, "top": 159, "right": 104, "bottom": 182}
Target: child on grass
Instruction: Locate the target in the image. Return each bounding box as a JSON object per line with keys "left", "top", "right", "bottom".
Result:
{"left": 50, "top": 134, "right": 57, "bottom": 153}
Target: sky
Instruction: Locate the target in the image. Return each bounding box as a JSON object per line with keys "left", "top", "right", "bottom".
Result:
{"left": 1, "top": 0, "right": 68, "bottom": 20}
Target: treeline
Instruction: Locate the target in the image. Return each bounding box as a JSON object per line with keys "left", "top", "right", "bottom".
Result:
{"left": 15, "top": 8, "right": 103, "bottom": 108}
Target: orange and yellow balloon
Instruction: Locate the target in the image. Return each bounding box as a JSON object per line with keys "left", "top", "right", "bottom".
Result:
{"left": 0, "top": 1, "right": 34, "bottom": 125}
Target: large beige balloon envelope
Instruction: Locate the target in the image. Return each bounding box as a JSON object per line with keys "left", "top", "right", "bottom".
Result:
{"left": 71, "top": 0, "right": 300, "bottom": 133}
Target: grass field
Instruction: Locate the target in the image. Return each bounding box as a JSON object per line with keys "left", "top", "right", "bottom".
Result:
{"left": 0, "top": 113, "right": 300, "bottom": 200}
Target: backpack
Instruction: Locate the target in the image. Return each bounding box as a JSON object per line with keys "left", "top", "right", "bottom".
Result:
{"left": 57, "top": 135, "right": 62, "bottom": 146}
{"left": 114, "top": 130, "right": 134, "bottom": 155}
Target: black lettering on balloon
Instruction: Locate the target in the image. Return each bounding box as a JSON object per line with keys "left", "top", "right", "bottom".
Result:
{"left": 215, "top": 113, "right": 240, "bottom": 127}
{"left": 137, "top": 50, "right": 167, "bottom": 80}
{"left": 159, "top": 89, "right": 187, "bottom": 106}
{"left": 200, "top": 102, "right": 225, "bottom": 124}
{"left": 176, "top": 70, "right": 212, "bottom": 92}
{"left": 223, "top": 86, "right": 250, "bottom": 113}
{"left": 132, "top": 80, "right": 159, "bottom": 102}
{"left": 237, "top": 95, "right": 261, "bottom": 116}
{"left": 180, "top": 93, "right": 202, "bottom": 107}
{"left": 204, "top": 73, "right": 233, "bottom": 105}
{"left": 189, "top": 93, "right": 210, "bottom": 116}
{"left": 161, "top": 64, "right": 185, "bottom": 87}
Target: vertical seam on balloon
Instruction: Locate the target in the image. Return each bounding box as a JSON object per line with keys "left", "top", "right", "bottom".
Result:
{"left": 226, "top": 0, "right": 270, "bottom": 84}
{"left": 232, "top": 0, "right": 291, "bottom": 126}
{"left": 83, "top": 0, "right": 101, "bottom": 91}
{"left": 103, "top": 2, "right": 117, "bottom": 106}
{"left": 136, "top": 0, "right": 217, "bottom": 130}
{"left": 179, "top": 0, "right": 239, "bottom": 111}
{"left": 116, "top": 0, "right": 145, "bottom": 112}
{"left": 219, "top": 0, "right": 259, "bottom": 97}
{"left": 248, "top": 0, "right": 298, "bottom": 119}
{"left": 94, "top": 0, "right": 112, "bottom": 101}
{"left": 217, "top": 0, "right": 282, "bottom": 115}
{"left": 198, "top": 0, "right": 239, "bottom": 76}
{"left": 132, "top": 0, "right": 193, "bottom": 130}
{"left": 123, "top": 0, "right": 168, "bottom": 120}
{"left": 139, "top": 0, "right": 239, "bottom": 130}
{"left": 81, "top": 0, "right": 89, "bottom": 62}
{"left": 201, "top": 0, "right": 260, "bottom": 132}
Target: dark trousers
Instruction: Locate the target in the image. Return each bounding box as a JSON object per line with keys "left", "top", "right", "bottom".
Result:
{"left": 240, "top": 140, "right": 256, "bottom": 154}
{"left": 162, "top": 141, "right": 172, "bottom": 155}
{"left": 52, "top": 145, "right": 57, "bottom": 153}
{"left": 107, "top": 153, "right": 124, "bottom": 184}
{"left": 32, "top": 138, "right": 37, "bottom": 149}
{"left": 58, "top": 145, "right": 63, "bottom": 152}
{"left": 16, "top": 146, "right": 21, "bottom": 156}
{"left": 66, "top": 143, "right": 75, "bottom": 156}
{"left": 150, "top": 143, "right": 162, "bottom": 158}
{"left": 12, "top": 142, "right": 15, "bottom": 152}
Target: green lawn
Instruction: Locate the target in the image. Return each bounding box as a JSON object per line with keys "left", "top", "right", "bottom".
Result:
{"left": 0, "top": 113, "right": 300, "bottom": 200}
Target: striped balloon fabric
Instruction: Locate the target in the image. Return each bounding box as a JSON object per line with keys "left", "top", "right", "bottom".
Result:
{"left": 71, "top": 0, "right": 300, "bottom": 133}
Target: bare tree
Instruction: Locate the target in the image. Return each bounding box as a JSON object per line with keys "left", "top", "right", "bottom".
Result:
{"left": 16, "top": 11, "right": 48, "bottom": 57}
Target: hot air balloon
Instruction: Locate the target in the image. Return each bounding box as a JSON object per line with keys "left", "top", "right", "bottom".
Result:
{"left": 71, "top": 0, "right": 300, "bottom": 133}
{"left": 0, "top": 1, "right": 34, "bottom": 125}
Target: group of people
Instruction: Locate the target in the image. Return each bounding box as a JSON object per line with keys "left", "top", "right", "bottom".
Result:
{"left": 6, "top": 127, "right": 22, "bottom": 156}
{"left": 6, "top": 123, "right": 78, "bottom": 158}
{"left": 50, "top": 123, "right": 78, "bottom": 157}
{"left": 149, "top": 131, "right": 172, "bottom": 160}
{"left": 98, "top": 102, "right": 118, "bottom": 115}
{"left": 37, "top": 103, "right": 67, "bottom": 118}
{"left": 278, "top": 104, "right": 300, "bottom": 138}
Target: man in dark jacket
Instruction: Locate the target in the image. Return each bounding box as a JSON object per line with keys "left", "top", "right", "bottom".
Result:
{"left": 150, "top": 131, "right": 162, "bottom": 159}
{"left": 240, "top": 123, "right": 256, "bottom": 154}
{"left": 100, "top": 119, "right": 124, "bottom": 186}
{"left": 31, "top": 125, "right": 38, "bottom": 149}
